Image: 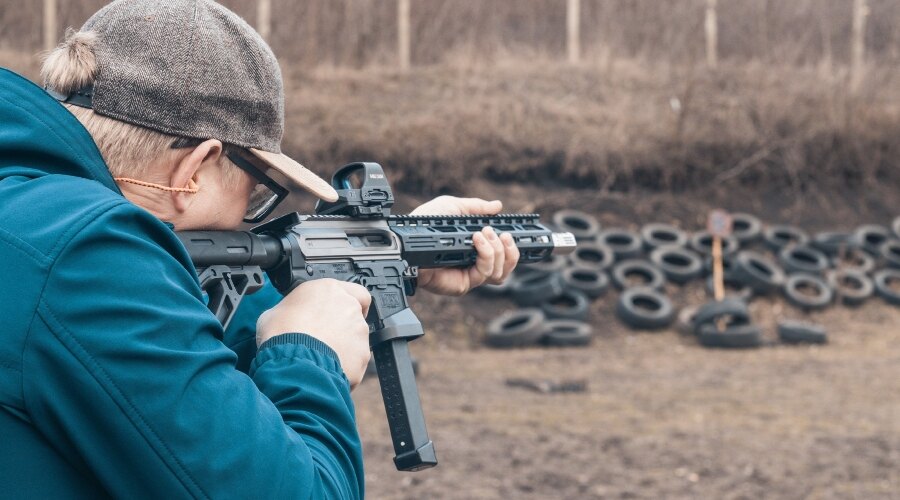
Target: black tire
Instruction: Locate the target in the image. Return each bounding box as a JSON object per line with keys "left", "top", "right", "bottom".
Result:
{"left": 597, "top": 229, "right": 644, "bottom": 260}
{"left": 692, "top": 297, "right": 751, "bottom": 335}
{"left": 880, "top": 240, "right": 900, "bottom": 269}
{"left": 540, "top": 320, "right": 593, "bottom": 347}
{"left": 641, "top": 223, "right": 688, "bottom": 251}
{"left": 705, "top": 276, "right": 754, "bottom": 302}
{"left": 485, "top": 309, "right": 547, "bottom": 348}
{"left": 873, "top": 269, "right": 900, "bottom": 306}
{"left": 568, "top": 243, "right": 616, "bottom": 271}
{"left": 731, "top": 213, "right": 763, "bottom": 245}
{"left": 650, "top": 246, "right": 703, "bottom": 284}
{"left": 763, "top": 225, "right": 809, "bottom": 251}
{"left": 784, "top": 273, "right": 833, "bottom": 310}
{"left": 827, "top": 269, "right": 874, "bottom": 307}
{"left": 511, "top": 272, "right": 565, "bottom": 306}
{"left": 733, "top": 251, "right": 786, "bottom": 295}
{"left": 703, "top": 253, "right": 738, "bottom": 279}
{"left": 561, "top": 266, "right": 609, "bottom": 299}
{"left": 851, "top": 224, "right": 892, "bottom": 256}
{"left": 831, "top": 248, "right": 876, "bottom": 274}
{"left": 777, "top": 320, "right": 827, "bottom": 344}
{"left": 811, "top": 231, "right": 852, "bottom": 256}
{"left": 779, "top": 245, "right": 830, "bottom": 275}
{"left": 615, "top": 287, "right": 674, "bottom": 330}
{"left": 698, "top": 323, "right": 763, "bottom": 349}
{"left": 611, "top": 260, "right": 666, "bottom": 291}
{"left": 540, "top": 289, "right": 590, "bottom": 321}
{"left": 689, "top": 231, "right": 739, "bottom": 257}
{"left": 552, "top": 210, "right": 600, "bottom": 242}
{"left": 475, "top": 275, "right": 517, "bottom": 297}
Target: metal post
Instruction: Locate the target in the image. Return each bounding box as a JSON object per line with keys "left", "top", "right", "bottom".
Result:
{"left": 398, "top": 0, "right": 411, "bottom": 70}
{"left": 43, "top": 0, "right": 57, "bottom": 52}
{"left": 567, "top": 0, "right": 580, "bottom": 64}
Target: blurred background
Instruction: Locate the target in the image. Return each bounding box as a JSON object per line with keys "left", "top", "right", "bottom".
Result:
{"left": 3, "top": 1, "right": 899, "bottom": 498}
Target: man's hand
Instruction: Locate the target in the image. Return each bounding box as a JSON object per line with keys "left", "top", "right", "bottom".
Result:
{"left": 410, "top": 196, "right": 520, "bottom": 296}
{"left": 257, "top": 279, "right": 372, "bottom": 388}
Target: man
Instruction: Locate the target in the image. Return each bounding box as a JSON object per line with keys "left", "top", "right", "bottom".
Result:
{"left": 0, "top": 1, "right": 518, "bottom": 497}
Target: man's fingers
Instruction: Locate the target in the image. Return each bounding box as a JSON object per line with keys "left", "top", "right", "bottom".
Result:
{"left": 471, "top": 231, "right": 494, "bottom": 287}
{"left": 457, "top": 198, "right": 502, "bottom": 216}
{"left": 336, "top": 281, "right": 373, "bottom": 316}
{"left": 499, "top": 232, "right": 519, "bottom": 280}
{"left": 482, "top": 227, "right": 506, "bottom": 283}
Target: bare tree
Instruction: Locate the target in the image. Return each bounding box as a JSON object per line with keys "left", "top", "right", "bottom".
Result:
{"left": 851, "top": 0, "right": 869, "bottom": 90}
{"left": 705, "top": 0, "right": 718, "bottom": 68}
{"left": 257, "top": 0, "right": 271, "bottom": 41}
{"left": 567, "top": 0, "right": 580, "bottom": 64}
{"left": 43, "top": 0, "right": 57, "bottom": 52}
{"left": 398, "top": 0, "right": 410, "bottom": 70}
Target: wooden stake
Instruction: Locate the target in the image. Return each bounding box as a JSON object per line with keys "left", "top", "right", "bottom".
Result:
{"left": 257, "top": 0, "right": 272, "bottom": 41}
{"left": 567, "top": 0, "right": 580, "bottom": 64}
{"left": 43, "top": 0, "right": 57, "bottom": 52}
{"left": 708, "top": 209, "right": 732, "bottom": 332}
{"left": 398, "top": 0, "right": 411, "bottom": 70}
{"left": 705, "top": 0, "right": 718, "bottom": 68}
{"left": 712, "top": 236, "right": 724, "bottom": 302}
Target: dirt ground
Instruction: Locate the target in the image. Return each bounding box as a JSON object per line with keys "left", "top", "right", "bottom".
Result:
{"left": 353, "top": 182, "right": 900, "bottom": 499}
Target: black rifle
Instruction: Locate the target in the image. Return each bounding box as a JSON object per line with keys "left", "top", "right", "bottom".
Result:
{"left": 176, "top": 162, "right": 575, "bottom": 471}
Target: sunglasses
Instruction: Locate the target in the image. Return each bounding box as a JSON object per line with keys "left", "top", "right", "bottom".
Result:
{"left": 171, "top": 138, "right": 288, "bottom": 223}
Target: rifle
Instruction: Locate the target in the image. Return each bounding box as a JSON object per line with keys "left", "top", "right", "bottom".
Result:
{"left": 176, "top": 162, "right": 576, "bottom": 471}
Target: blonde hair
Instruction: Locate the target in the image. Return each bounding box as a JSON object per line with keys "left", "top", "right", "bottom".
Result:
{"left": 41, "top": 29, "right": 241, "bottom": 185}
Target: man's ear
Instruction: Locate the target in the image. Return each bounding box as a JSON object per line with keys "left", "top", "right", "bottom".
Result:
{"left": 170, "top": 139, "right": 223, "bottom": 213}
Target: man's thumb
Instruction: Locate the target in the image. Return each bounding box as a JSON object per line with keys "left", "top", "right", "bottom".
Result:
{"left": 461, "top": 198, "right": 502, "bottom": 215}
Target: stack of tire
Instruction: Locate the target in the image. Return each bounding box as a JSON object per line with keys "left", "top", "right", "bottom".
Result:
{"left": 482, "top": 210, "right": 602, "bottom": 348}
{"left": 482, "top": 210, "right": 900, "bottom": 349}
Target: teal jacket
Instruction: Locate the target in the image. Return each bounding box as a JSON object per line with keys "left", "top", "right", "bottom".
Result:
{"left": 0, "top": 68, "right": 364, "bottom": 499}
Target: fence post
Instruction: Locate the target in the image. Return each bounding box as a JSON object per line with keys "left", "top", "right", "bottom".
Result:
{"left": 851, "top": 0, "right": 869, "bottom": 90}
{"left": 257, "top": 0, "right": 271, "bottom": 41}
{"left": 398, "top": 0, "right": 411, "bottom": 70}
{"left": 705, "top": 0, "right": 718, "bottom": 68}
{"left": 567, "top": 0, "right": 580, "bottom": 64}
{"left": 43, "top": 0, "right": 57, "bottom": 52}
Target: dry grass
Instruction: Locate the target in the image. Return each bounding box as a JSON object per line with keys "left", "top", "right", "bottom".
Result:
{"left": 4, "top": 46, "right": 899, "bottom": 200}
{"left": 3, "top": 1, "right": 900, "bottom": 67}
{"left": 3, "top": 1, "right": 899, "bottom": 200}
{"left": 279, "top": 57, "right": 900, "bottom": 197}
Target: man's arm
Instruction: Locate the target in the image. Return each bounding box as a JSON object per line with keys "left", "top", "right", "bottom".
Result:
{"left": 223, "top": 279, "right": 282, "bottom": 373}
{"left": 23, "top": 203, "right": 363, "bottom": 499}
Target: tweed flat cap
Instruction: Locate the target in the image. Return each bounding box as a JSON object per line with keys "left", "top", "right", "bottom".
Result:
{"left": 70, "top": 0, "right": 337, "bottom": 202}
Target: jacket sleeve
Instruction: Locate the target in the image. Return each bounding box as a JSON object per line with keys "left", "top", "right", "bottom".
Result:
{"left": 222, "top": 279, "right": 283, "bottom": 374}
{"left": 23, "top": 203, "right": 364, "bottom": 499}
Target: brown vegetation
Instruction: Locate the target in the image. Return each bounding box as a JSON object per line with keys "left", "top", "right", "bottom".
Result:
{"left": 276, "top": 59, "right": 900, "bottom": 198}
{"left": 3, "top": 1, "right": 900, "bottom": 67}
{"left": 4, "top": 2, "right": 899, "bottom": 200}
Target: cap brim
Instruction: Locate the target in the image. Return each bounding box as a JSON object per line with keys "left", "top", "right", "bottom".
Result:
{"left": 248, "top": 148, "right": 339, "bottom": 202}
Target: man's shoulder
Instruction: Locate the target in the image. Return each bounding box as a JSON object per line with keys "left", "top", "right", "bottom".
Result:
{"left": 0, "top": 174, "right": 170, "bottom": 263}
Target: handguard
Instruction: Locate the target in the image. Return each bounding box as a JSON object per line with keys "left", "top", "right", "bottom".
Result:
{"left": 176, "top": 162, "right": 576, "bottom": 471}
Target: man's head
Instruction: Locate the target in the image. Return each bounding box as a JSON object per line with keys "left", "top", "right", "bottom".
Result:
{"left": 40, "top": 0, "right": 337, "bottom": 230}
